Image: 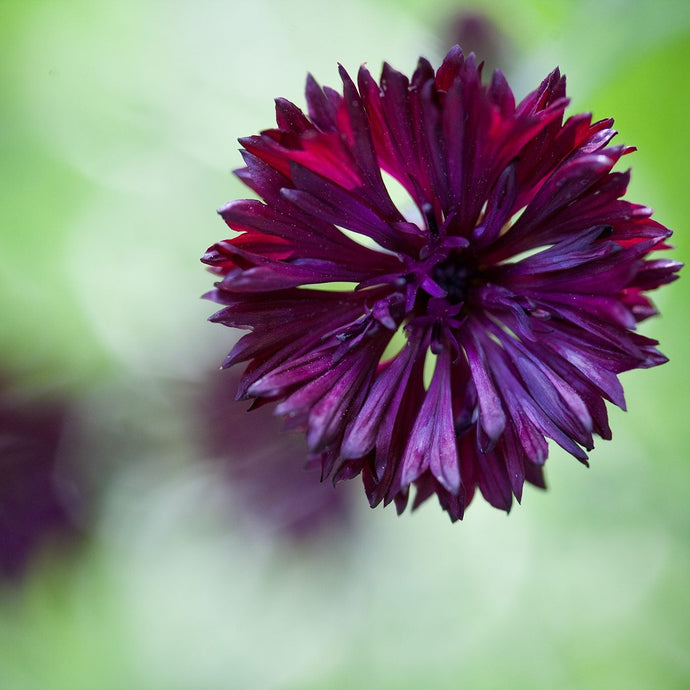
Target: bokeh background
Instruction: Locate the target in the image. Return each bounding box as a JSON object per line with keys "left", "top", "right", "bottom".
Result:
{"left": 1, "top": 0, "right": 689, "bottom": 688}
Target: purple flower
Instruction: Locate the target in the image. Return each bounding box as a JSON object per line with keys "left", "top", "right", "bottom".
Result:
{"left": 196, "top": 371, "right": 354, "bottom": 540}
{"left": 444, "top": 11, "right": 511, "bottom": 75}
{"left": 0, "top": 384, "right": 82, "bottom": 580}
{"left": 202, "top": 47, "right": 680, "bottom": 521}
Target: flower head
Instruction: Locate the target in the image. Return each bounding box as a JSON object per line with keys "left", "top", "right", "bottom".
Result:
{"left": 0, "top": 383, "right": 83, "bottom": 580}
{"left": 196, "top": 371, "right": 354, "bottom": 540}
{"left": 202, "top": 47, "right": 680, "bottom": 521}
{"left": 445, "top": 11, "right": 510, "bottom": 75}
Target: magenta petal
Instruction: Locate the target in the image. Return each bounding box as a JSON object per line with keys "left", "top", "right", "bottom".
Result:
{"left": 462, "top": 329, "right": 506, "bottom": 446}
{"left": 400, "top": 350, "right": 460, "bottom": 493}
{"left": 281, "top": 171, "right": 408, "bottom": 253}
{"left": 342, "top": 336, "right": 421, "bottom": 459}
{"left": 475, "top": 447, "right": 514, "bottom": 511}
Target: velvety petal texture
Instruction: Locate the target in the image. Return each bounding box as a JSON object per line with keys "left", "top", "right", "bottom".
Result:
{"left": 202, "top": 47, "right": 680, "bottom": 522}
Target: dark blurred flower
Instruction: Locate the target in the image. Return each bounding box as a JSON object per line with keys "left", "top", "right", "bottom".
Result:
{"left": 0, "top": 383, "right": 83, "bottom": 580}
{"left": 197, "top": 372, "right": 353, "bottom": 540}
{"left": 202, "top": 47, "right": 680, "bottom": 521}
{"left": 444, "top": 10, "right": 511, "bottom": 74}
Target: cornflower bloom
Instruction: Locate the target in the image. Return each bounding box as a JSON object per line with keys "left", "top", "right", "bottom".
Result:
{"left": 445, "top": 11, "right": 510, "bottom": 75}
{"left": 202, "top": 47, "right": 680, "bottom": 521}
{"left": 0, "top": 384, "right": 82, "bottom": 580}
{"left": 197, "top": 372, "right": 353, "bottom": 540}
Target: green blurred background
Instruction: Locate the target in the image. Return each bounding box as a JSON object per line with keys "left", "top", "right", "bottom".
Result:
{"left": 0, "top": 0, "right": 688, "bottom": 688}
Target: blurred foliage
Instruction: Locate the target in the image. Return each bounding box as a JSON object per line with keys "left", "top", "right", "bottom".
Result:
{"left": 0, "top": 0, "right": 688, "bottom": 688}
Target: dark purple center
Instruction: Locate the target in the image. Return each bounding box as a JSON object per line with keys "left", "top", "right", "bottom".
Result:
{"left": 432, "top": 252, "right": 473, "bottom": 305}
